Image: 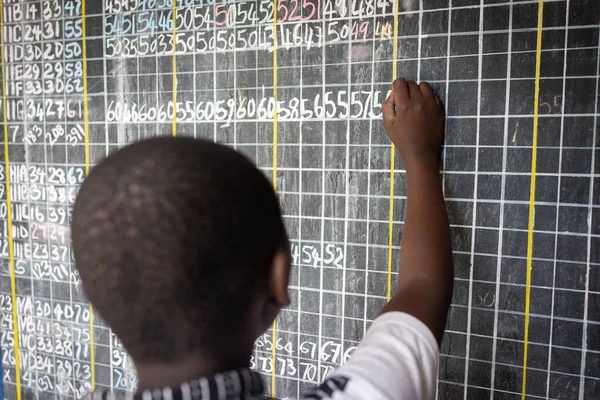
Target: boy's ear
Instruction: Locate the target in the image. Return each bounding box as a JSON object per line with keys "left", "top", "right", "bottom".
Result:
{"left": 270, "top": 249, "right": 291, "bottom": 307}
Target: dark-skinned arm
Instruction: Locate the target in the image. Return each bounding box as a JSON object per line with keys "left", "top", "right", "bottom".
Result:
{"left": 379, "top": 78, "right": 454, "bottom": 345}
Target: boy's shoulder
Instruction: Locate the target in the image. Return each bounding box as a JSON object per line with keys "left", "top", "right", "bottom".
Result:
{"left": 299, "top": 312, "right": 440, "bottom": 400}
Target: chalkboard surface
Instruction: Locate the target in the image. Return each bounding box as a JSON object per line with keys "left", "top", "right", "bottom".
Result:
{"left": 0, "top": 0, "right": 599, "bottom": 399}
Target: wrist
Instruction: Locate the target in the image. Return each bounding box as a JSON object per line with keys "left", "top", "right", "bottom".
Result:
{"left": 403, "top": 155, "right": 440, "bottom": 175}
{"left": 404, "top": 157, "right": 442, "bottom": 189}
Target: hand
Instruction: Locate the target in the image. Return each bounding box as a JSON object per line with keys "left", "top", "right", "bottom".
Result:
{"left": 382, "top": 79, "right": 445, "bottom": 170}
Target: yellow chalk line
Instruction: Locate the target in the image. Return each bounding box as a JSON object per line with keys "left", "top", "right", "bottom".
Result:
{"left": 387, "top": 0, "right": 399, "bottom": 301}
{"left": 271, "top": 0, "right": 278, "bottom": 395}
{"left": 0, "top": 1, "right": 22, "bottom": 398}
{"left": 172, "top": 0, "right": 177, "bottom": 137}
{"left": 81, "top": 0, "right": 96, "bottom": 390}
{"left": 522, "top": 1, "right": 544, "bottom": 398}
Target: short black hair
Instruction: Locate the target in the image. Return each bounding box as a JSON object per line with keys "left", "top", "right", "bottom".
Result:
{"left": 72, "top": 137, "right": 286, "bottom": 363}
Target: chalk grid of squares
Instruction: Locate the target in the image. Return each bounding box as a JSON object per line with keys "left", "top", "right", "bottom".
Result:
{"left": 1, "top": 0, "right": 599, "bottom": 399}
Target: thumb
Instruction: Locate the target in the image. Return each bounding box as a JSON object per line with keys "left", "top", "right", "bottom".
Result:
{"left": 382, "top": 91, "right": 396, "bottom": 127}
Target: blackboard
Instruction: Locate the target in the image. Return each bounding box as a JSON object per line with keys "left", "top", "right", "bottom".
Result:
{"left": 0, "top": 0, "right": 599, "bottom": 399}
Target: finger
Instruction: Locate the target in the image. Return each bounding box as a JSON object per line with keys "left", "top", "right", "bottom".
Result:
{"left": 382, "top": 92, "right": 396, "bottom": 126}
{"left": 434, "top": 94, "right": 446, "bottom": 116}
{"left": 408, "top": 81, "right": 422, "bottom": 98}
{"left": 419, "top": 81, "right": 434, "bottom": 99}
{"left": 393, "top": 78, "right": 409, "bottom": 104}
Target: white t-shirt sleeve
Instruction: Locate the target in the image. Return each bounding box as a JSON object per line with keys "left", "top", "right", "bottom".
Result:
{"left": 300, "top": 312, "right": 439, "bottom": 400}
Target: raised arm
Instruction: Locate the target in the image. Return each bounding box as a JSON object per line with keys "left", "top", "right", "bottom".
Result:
{"left": 380, "top": 78, "right": 453, "bottom": 344}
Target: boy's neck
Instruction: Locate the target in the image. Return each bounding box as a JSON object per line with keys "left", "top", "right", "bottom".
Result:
{"left": 135, "top": 351, "right": 251, "bottom": 392}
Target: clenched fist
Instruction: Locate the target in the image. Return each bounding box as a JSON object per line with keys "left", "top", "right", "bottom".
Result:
{"left": 382, "top": 78, "right": 445, "bottom": 171}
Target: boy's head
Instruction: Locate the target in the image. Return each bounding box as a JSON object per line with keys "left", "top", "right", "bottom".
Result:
{"left": 72, "top": 137, "right": 290, "bottom": 367}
